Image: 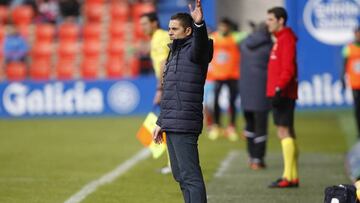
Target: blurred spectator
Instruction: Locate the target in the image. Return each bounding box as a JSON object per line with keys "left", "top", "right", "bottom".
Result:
{"left": 0, "top": 0, "right": 10, "bottom": 6}
{"left": 3, "top": 24, "right": 29, "bottom": 64}
{"left": 342, "top": 26, "right": 360, "bottom": 140}
{"left": 140, "top": 12, "right": 170, "bottom": 105}
{"left": 35, "top": 0, "right": 59, "bottom": 24}
{"left": 208, "top": 17, "right": 245, "bottom": 141}
{"left": 140, "top": 12, "right": 171, "bottom": 175}
{"left": 239, "top": 22, "right": 272, "bottom": 170}
{"left": 58, "top": 0, "right": 80, "bottom": 23}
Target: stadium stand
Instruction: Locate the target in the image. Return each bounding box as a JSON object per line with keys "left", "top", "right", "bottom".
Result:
{"left": 0, "top": 0, "right": 156, "bottom": 81}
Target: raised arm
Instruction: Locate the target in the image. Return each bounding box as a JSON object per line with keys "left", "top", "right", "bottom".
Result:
{"left": 188, "top": 0, "right": 212, "bottom": 64}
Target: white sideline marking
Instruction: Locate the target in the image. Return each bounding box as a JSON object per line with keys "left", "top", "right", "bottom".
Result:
{"left": 64, "top": 148, "right": 151, "bottom": 203}
{"left": 214, "top": 150, "right": 239, "bottom": 178}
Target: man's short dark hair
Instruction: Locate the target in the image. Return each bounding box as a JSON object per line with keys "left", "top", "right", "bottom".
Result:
{"left": 170, "top": 13, "right": 193, "bottom": 29}
{"left": 220, "top": 17, "right": 238, "bottom": 31}
{"left": 141, "top": 12, "right": 160, "bottom": 27}
{"left": 219, "top": 17, "right": 233, "bottom": 27}
{"left": 267, "top": 7, "right": 288, "bottom": 25}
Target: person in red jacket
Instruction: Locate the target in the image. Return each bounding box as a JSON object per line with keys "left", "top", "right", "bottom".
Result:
{"left": 266, "top": 7, "right": 299, "bottom": 188}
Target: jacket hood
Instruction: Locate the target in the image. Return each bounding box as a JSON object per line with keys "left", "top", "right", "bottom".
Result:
{"left": 245, "top": 30, "right": 272, "bottom": 50}
{"left": 275, "top": 27, "right": 298, "bottom": 41}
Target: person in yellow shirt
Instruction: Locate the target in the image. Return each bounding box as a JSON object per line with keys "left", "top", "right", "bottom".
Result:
{"left": 140, "top": 12, "right": 171, "bottom": 105}
{"left": 140, "top": 12, "right": 171, "bottom": 174}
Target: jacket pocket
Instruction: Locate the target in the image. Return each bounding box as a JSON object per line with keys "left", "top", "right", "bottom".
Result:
{"left": 175, "top": 83, "right": 182, "bottom": 110}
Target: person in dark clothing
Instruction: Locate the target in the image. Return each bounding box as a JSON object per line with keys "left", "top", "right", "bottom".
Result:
{"left": 0, "top": 0, "right": 10, "bottom": 6}
{"left": 239, "top": 22, "right": 273, "bottom": 170}
{"left": 58, "top": 0, "right": 80, "bottom": 23}
{"left": 152, "top": 0, "right": 213, "bottom": 202}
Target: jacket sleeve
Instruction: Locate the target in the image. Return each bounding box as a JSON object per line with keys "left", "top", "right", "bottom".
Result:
{"left": 277, "top": 37, "right": 296, "bottom": 89}
{"left": 156, "top": 110, "right": 162, "bottom": 127}
{"left": 189, "top": 21, "right": 212, "bottom": 64}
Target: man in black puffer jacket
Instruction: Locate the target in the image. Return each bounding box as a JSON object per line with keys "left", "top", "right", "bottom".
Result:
{"left": 152, "top": 0, "right": 213, "bottom": 202}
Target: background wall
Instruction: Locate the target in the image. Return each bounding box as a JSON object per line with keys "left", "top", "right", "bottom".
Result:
{"left": 216, "top": 0, "right": 284, "bottom": 31}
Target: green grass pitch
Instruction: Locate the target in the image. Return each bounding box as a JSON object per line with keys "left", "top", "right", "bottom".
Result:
{"left": 0, "top": 110, "right": 354, "bottom": 203}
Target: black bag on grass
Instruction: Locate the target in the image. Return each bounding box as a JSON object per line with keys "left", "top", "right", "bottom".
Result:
{"left": 324, "top": 184, "right": 358, "bottom": 203}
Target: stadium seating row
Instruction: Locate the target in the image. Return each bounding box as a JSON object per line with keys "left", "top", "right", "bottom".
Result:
{"left": 0, "top": 1, "right": 156, "bottom": 81}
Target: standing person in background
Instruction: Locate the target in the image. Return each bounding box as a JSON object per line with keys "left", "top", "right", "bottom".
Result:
{"left": 239, "top": 22, "right": 272, "bottom": 170}
{"left": 3, "top": 24, "right": 29, "bottom": 64}
{"left": 58, "top": 0, "right": 80, "bottom": 23}
{"left": 153, "top": 0, "right": 213, "bottom": 201}
{"left": 140, "top": 12, "right": 172, "bottom": 174}
{"left": 342, "top": 26, "right": 360, "bottom": 140}
{"left": 208, "top": 17, "right": 243, "bottom": 141}
{"left": 266, "top": 7, "right": 299, "bottom": 188}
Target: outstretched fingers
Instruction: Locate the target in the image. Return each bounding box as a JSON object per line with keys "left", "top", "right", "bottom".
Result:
{"left": 196, "top": 0, "right": 201, "bottom": 8}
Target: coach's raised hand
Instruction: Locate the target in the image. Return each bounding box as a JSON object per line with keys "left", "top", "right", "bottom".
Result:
{"left": 189, "top": 0, "right": 203, "bottom": 24}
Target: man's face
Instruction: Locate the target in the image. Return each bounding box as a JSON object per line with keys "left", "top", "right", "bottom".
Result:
{"left": 168, "top": 19, "right": 191, "bottom": 40}
{"left": 140, "top": 16, "right": 156, "bottom": 36}
{"left": 217, "top": 22, "right": 231, "bottom": 35}
{"left": 266, "top": 13, "right": 283, "bottom": 33}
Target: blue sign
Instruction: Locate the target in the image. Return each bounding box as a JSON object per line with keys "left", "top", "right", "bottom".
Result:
{"left": 286, "top": 0, "right": 360, "bottom": 109}
{"left": 0, "top": 77, "right": 157, "bottom": 118}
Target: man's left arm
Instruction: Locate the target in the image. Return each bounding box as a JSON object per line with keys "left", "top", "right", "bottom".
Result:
{"left": 188, "top": 0, "right": 212, "bottom": 64}
{"left": 277, "top": 38, "right": 296, "bottom": 89}
{"left": 189, "top": 22, "right": 212, "bottom": 64}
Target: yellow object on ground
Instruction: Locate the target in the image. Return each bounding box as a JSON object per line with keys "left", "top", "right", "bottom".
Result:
{"left": 136, "top": 112, "right": 166, "bottom": 159}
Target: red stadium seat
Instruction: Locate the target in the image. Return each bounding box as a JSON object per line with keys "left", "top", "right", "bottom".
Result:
{"left": 35, "top": 24, "right": 55, "bottom": 43}
{"left": 132, "top": 3, "right": 155, "bottom": 23}
{"left": 0, "top": 25, "right": 5, "bottom": 42}
{"left": 16, "top": 24, "right": 30, "bottom": 39}
{"left": 6, "top": 62, "right": 27, "bottom": 81}
{"left": 31, "top": 42, "right": 53, "bottom": 62}
{"left": 107, "top": 40, "right": 124, "bottom": 58}
{"left": 58, "top": 22, "right": 79, "bottom": 42}
{"left": 129, "top": 56, "right": 140, "bottom": 77}
{"left": 58, "top": 42, "right": 79, "bottom": 61}
{"left": 81, "top": 58, "right": 99, "bottom": 79}
{"left": 83, "top": 23, "right": 102, "bottom": 41}
{"left": 30, "top": 60, "right": 52, "bottom": 80}
{"left": 82, "top": 40, "right": 101, "bottom": 59}
{"left": 12, "top": 5, "right": 34, "bottom": 26}
{"left": 106, "top": 56, "right": 125, "bottom": 78}
{"left": 0, "top": 6, "right": 9, "bottom": 24}
{"left": 84, "top": 3, "right": 104, "bottom": 23}
{"left": 110, "top": 2, "right": 129, "bottom": 23}
{"left": 56, "top": 60, "right": 75, "bottom": 80}
{"left": 109, "top": 22, "right": 125, "bottom": 40}
{"left": 85, "top": 0, "right": 105, "bottom": 4}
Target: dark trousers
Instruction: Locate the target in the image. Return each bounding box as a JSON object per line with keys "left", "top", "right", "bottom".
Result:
{"left": 214, "top": 79, "right": 238, "bottom": 126}
{"left": 353, "top": 90, "right": 360, "bottom": 139}
{"left": 243, "top": 110, "right": 269, "bottom": 162}
{"left": 166, "top": 132, "right": 207, "bottom": 203}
